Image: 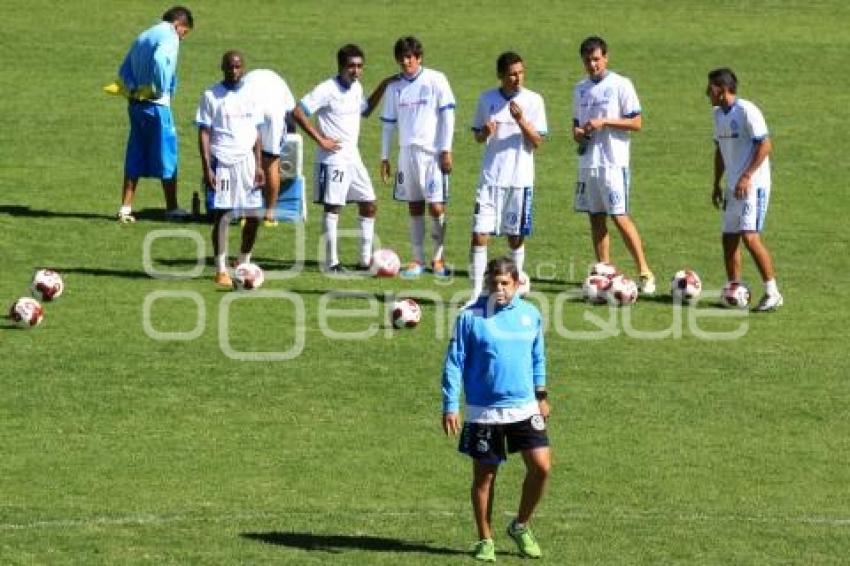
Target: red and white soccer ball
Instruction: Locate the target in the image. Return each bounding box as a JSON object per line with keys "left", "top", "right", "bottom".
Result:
{"left": 391, "top": 298, "right": 422, "bottom": 329}
{"left": 517, "top": 271, "right": 531, "bottom": 296}
{"left": 607, "top": 274, "right": 639, "bottom": 306}
{"left": 582, "top": 274, "right": 613, "bottom": 304}
{"left": 722, "top": 281, "right": 750, "bottom": 308}
{"left": 31, "top": 269, "right": 64, "bottom": 302}
{"left": 589, "top": 261, "right": 619, "bottom": 278}
{"left": 9, "top": 297, "right": 44, "bottom": 328}
{"left": 670, "top": 269, "right": 702, "bottom": 303}
{"left": 371, "top": 248, "right": 401, "bottom": 278}
{"left": 232, "top": 263, "right": 265, "bottom": 290}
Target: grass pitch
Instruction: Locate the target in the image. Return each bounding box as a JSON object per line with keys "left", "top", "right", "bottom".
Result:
{"left": 2, "top": 1, "right": 850, "bottom": 563}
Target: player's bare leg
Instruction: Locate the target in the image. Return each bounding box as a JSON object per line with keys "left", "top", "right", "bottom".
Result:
{"left": 118, "top": 177, "right": 139, "bottom": 222}
{"left": 471, "top": 460, "right": 498, "bottom": 540}
{"left": 611, "top": 214, "right": 650, "bottom": 274}
{"left": 740, "top": 232, "right": 775, "bottom": 282}
{"left": 722, "top": 232, "right": 743, "bottom": 281}
{"left": 161, "top": 177, "right": 180, "bottom": 211}
{"left": 589, "top": 213, "right": 609, "bottom": 262}
{"left": 240, "top": 216, "right": 260, "bottom": 256}
{"left": 517, "top": 447, "right": 550, "bottom": 525}
{"left": 262, "top": 154, "right": 280, "bottom": 225}
{"left": 211, "top": 210, "right": 232, "bottom": 286}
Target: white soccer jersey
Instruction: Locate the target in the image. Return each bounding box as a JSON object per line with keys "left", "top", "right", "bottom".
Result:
{"left": 195, "top": 81, "right": 262, "bottom": 165}
{"left": 713, "top": 98, "right": 771, "bottom": 188}
{"left": 299, "top": 77, "right": 366, "bottom": 165}
{"left": 472, "top": 87, "right": 547, "bottom": 187}
{"left": 381, "top": 68, "right": 455, "bottom": 154}
{"left": 243, "top": 69, "right": 295, "bottom": 120}
{"left": 573, "top": 71, "right": 641, "bottom": 168}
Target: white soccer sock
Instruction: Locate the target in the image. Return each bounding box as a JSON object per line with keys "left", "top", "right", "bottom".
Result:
{"left": 431, "top": 214, "right": 446, "bottom": 262}
{"left": 237, "top": 252, "right": 251, "bottom": 265}
{"left": 119, "top": 205, "right": 131, "bottom": 216}
{"left": 358, "top": 216, "right": 375, "bottom": 266}
{"left": 215, "top": 254, "right": 227, "bottom": 272}
{"left": 765, "top": 278, "right": 779, "bottom": 296}
{"left": 509, "top": 245, "right": 525, "bottom": 274}
{"left": 471, "top": 245, "right": 487, "bottom": 299}
{"left": 323, "top": 212, "right": 339, "bottom": 267}
{"left": 410, "top": 216, "right": 425, "bottom": 264}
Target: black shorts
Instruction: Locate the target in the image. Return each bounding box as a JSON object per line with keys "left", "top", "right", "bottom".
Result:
{"left": 458, "top": 415, "right": 549, "bottom": 465}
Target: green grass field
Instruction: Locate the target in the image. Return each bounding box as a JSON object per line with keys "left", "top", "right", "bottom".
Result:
{"left": 2, "top": 0, "right": 850, "bottom": 563}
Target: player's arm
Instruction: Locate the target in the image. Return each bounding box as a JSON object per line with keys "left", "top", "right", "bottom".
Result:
{"left": 441, "top": 318, "right": 467, "bottom": 436}
{"left": 253, "top": 132, "right": 265, "bottom": 187}
{"left": 437, "top": 108, "right": 455, "bottom": 174}
{"left": 712, "top": 142, "right": 725, "bottom": 208}
{"left": 362, "top": 74, "right": 399, "bottom": 118}
{"left": 531, "top": 319, "right": 549, "bottom": 420}
{"left": 734, "top": 138, "right": 772, "bottom": 199}
{"left": 292, "top": 104, "right": 340, "bottom": 152}
{"left": 509, "top": 101, "right": 544, "bottom": 150}
{"left": 585, "top": 113, "right": 642, "bottom": 133}
{"left": 380, "top": 119, "right": 396, "bottom": 184}
{"left": 198, "top": 127, "right": 215, "bottom": 189}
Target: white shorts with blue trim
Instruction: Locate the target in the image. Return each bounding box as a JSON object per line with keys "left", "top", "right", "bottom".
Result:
{"left": 472, "top": 185, "right": 533, "bottom": 236}
{"left": 574, "top": 167, "right": 630, "bottom": 215}
{"left": 208, "top": 154, "right": 263, "bottom": 211}
{"left": 313, "top": 159, "right": 375, "bottom": 206}
{"left": 393, "top": 145, "right": 448, "bottom": 203}
{"left": 723, "top": 184, "right": 770, "bottom": 233}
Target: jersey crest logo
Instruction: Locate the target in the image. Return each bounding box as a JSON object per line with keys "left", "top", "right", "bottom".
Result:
{"left": 530, "top": 415, "right": 546, "bottom": 431}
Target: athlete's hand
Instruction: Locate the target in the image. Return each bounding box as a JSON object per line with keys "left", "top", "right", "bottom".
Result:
{"left": 439, "top": 151, "right": 453, "bottom": 174}
{"left": 538, "top": 399, "right": 550, "bottom": 421}
{"left": 319, "top": 136, "right": 342, "bottom": 152}
{"left": 509, "top": 101, "right": 523, "bottom": 121}
{"left": 442, "top": 412, "right": 460, "bottom": 436}
{"left": 255, "top": 166, "right": 265, "bottom": 188}
{"left": 734, "top": 173, "right": 751, "bottom": 200}
{"left": 380, "top": 160, "right": 392, "bottom": 184}
{"left": 204, "top": 168, "right": 216, "bottom": 191}
{"left": 712, "top": 185, "right": 724, "bottom": 209}
{"left": 482, "top": 120, "right": 498, "bottom": 138}
{"left": 585, "top": 118, "right": 606, "bottom": 132}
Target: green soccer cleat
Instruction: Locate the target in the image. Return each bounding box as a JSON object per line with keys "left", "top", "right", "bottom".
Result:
{"left": 472, "top": 538, "right": 496, "bottom": 562}
{"left": 507, "top": 519, "right": 542, "bottom": 559}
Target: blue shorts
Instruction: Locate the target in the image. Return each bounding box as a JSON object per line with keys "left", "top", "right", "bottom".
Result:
{"left": 125, "top": 101, "right": 178, "bottom": 179}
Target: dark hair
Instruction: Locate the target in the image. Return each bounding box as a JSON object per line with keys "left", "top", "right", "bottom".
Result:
{"left": 485, "top": 257, "right": 519, "bottom": 282}
{"left": 394, "top": 36, "right": 423, "bottom": 60}
{"left": 221, "top": 50, "right": 243, "bottom": 65}
{"left": 337, "top": 44, "right": 365, "bottom": 69}
{"left": 496, "top": 51, "right": 523, "bottom": 76}
{"left": 579, "top": 36, "right": 607, "bottom": 58}
{"left": 162, "top": 6, "right": 194, "bottom": 28}
{"left": 708, "top": 67, "right": 738, "bottom": 94}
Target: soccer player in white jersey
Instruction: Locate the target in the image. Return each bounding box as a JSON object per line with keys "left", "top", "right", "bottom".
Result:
{"left": 707, "top": 68, "right": 783, "bottom": 311}
{"left": 294, "top": 44, "right": 396, "bottom": 273}
{"left": 468, "top": 52, "right": 547, "bottom": 303}
{"left": 242, "top": 69, "right": 296, "bottom": 227}
{"left": 572, "top": 36, "right": 656, "bottom": 294}
{"left": 380, "top": 36, "right": 456, "bottom": 278}
{"left": 195, "top": 51, "right": 265, "bottom": 287}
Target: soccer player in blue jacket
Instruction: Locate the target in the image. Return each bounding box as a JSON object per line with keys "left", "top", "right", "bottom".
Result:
{"left": 442, "top": 257, "right": 551, "bottom": 561}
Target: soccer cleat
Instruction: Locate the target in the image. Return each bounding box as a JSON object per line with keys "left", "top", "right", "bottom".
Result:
{"left": 753, "top": 293, "right": 783, "bottom": 312}
{"left": 214, "top": 271, "right": 233, "bottom": 287}
{"left": 400, "top": 261, "right": 424, "bottom": 279}
{"left": 354, "top": 262, "right": 372, "bottom": 275}
{"left": 638, "top": 272, "right": 656, "bottom": 295}
{"left": 472, "top": 538, "right": 496, "bottom": 562}
{"left": 507, "top": 519, "right": 542, "bottom": 559}
{"left": 165, "top": 208, "right": 190, "bottom": 221}
{"left": 263, "top": 218, "right": 279, "bottom": 228}
{"left": 117, "top": 211, "right": 136, "bottom": 223}
{"left": 326, "top": 263, "right": 350, "bottom": 274}
{"left": 431, "top": 259, "right": 451, "bottom": 278}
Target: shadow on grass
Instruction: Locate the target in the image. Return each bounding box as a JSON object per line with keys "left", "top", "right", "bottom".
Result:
{"left": 0, "top": 205, "right": 114, "bottom": 221}
{"left": 240, "top": 531, "right": 466, "bottom": 556}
